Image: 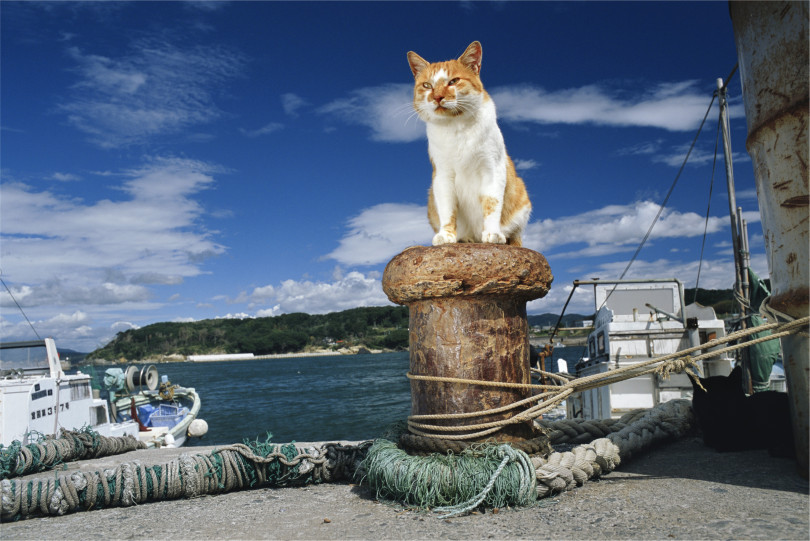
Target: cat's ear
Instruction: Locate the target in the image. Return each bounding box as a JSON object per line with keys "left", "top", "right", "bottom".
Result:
{"left": 729, "top": 364, "right": 743, "bottom": 385}
{"left": 407, "top": 51, "right": 429, "bottom": 78}
{"left": 458, "top": 41, "right": 483, "bottom": 74}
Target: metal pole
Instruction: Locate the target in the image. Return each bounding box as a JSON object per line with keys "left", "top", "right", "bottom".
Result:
{"left": 718, "top": 77, "right": 752, "bottom": 392}
{"left": 717, "top": 79, "right": 745, "bottom": 306}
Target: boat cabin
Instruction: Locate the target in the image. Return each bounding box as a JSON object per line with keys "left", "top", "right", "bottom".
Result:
{"left": 0, "top": 338, "right": 138, "bottom": 446}
{"left": 568, "top": 279, "right": 733, "bottom": 420}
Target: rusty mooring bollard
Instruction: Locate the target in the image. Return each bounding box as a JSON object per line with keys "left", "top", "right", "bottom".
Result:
{"left": 382, "top": 244, "right": 553, "bottom": 442}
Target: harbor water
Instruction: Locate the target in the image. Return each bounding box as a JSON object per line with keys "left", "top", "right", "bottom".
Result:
{"left": 94, "top": 347, "right": 585, "bottom": 447}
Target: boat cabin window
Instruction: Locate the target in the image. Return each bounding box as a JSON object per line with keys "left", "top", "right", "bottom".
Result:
{"left": 597, "top": 331, "right": 606, "bottom": 355}
{"left": 589, "top": 337, "right": 596, "bottom": 358}
{"left": 90, "top": 405, "right": 108, "bottom": 426}
{"left": 597, "top": 286, "right": 678, "bottom": 320}
{"left": 0, "top": 343, "right": 51, "bottom": 373}
{"left": 700, "top": 330, "right": 717, "bottom": 344}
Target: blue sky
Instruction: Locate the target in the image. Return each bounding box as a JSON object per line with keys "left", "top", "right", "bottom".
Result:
{"left": 1, "top": 1, "right": 765, "bottom": 352}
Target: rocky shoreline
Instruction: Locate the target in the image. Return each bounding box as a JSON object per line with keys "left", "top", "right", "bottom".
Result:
{"left": 79, "top": 346, "right": 400, "bottom": 366}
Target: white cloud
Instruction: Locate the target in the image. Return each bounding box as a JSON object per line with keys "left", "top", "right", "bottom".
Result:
{"left": 319, "top": 84, "right": 425, "bottom": 142}
{"left": 491, "top": 81, "right": 716, "bottom": 131}
{"left": 216, "top": 312, "right": 252, "bottom": 320}
{"left": 281, "top": 93, "right": 308, "bottom": 116}
{"left": 514, "top": 159, "right": 540, "bottom": 172}
{"left": 326, "top": 203, "right": 434, "bottom": 266}
{"left": 616, "top": 138, "right": 751, "bottom": 169}
{"left": 0, "top": 157, "right": 225, "bottom": 315}
{"left": 239, "top": 271, "right": 391, "bottom": 315}
{"left": 61, "top": 38, "right": 245, "bottom": 147}
{"left": 523, "top": 201, "right": 730, "bottom": 256}
{"left": 240, "top": 122, "right": 283, "bottom": 138}
{"left": 0, "top": 310, "right": 103, "bottom": 349}
{"left": 50, "top": 172, "right": 81, "bottom": 182}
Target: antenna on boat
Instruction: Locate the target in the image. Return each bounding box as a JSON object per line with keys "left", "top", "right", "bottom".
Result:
{"left": 717, "top": 65, "right": 755, "bottom": 393}
{"left": 717, "top": 66, "right": 750, "bottom": 309}
{"left": 0, "top": 269, "right": 42, "bottom": 340}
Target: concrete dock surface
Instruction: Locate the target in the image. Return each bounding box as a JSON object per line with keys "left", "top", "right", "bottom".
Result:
{"left": 3, "top": 435, "right": 808, "bottom": 540}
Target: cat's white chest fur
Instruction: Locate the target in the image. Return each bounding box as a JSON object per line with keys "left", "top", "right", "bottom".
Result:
{"left": 427, "top": 100, "right": 509, "bottom": 244}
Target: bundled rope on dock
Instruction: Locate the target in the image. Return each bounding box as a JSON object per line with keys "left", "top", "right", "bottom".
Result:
{"left": 0, "top": 438, "right": 370, "bottom": 522}
{"left": 361, "top": 399, "right": 694, "bottom": 517}
{"left": 1, "top": 401, "right": 695, "bottom": 521}
{"left": 0, "top": 429, "right": 146, "bottom": 481}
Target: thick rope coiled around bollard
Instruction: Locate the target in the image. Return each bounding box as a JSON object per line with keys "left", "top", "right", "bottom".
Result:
{"left": 361, "top": 399, "right": 695, "bottom": 515}
{"left": 0, "top": 429, "right": 146, "bottom": 481}
{"left": 359, "top": 436, "right": 537, "bottom": 514}
{"left": 1, "top": 440, "right": 371, "bottom": 522}
{"left": 399, "top": 433, "right": 552, "bottom": 456}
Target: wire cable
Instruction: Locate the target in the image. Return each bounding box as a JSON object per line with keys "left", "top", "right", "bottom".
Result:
{"left": 0, "top": 271, "right": 42, "bottom": 340}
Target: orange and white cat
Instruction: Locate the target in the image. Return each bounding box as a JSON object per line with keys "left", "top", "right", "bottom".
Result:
{"left": 407, "top": 41, "right": 531, "bottom": 246}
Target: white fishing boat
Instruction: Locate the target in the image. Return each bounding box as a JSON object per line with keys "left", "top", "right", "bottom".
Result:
{"left": 565, "top": 278, "right": 735, "bottom": 420}
{"left": 103, "top": 364, "right": 208, "bottom": 448}
{"left": 0, "top": 338, "right": 207, "bottom": 448}
{"left": 0, "top": 338, "right": 140, "bottom": 447}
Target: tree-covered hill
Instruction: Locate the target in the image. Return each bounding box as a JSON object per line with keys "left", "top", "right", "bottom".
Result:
{"left": 87, "top": 306, "right": 410, "bottom": 361}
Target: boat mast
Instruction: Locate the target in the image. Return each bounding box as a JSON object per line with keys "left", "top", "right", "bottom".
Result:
{"left": 717, "top": 76, "right": 752, "bottom": 390}
{"left": 717, "top": 77, "right": 749, "bottom": 307}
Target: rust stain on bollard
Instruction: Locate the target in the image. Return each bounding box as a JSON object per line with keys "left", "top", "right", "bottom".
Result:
{"left": 382, "top": 244, "right": 553, "bottom": 443}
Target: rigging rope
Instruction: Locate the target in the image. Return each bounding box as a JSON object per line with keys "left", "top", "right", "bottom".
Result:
{"left": 0, "top": 273, "right": 41, "bottom": 341}
{"left": 694, "top": 118, "right": 722, "bottom": 300}
{"left": 600, "top": 92, "right": 718, "bottom": 311}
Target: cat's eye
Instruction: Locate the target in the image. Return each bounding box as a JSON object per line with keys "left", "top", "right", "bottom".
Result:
{"left": 422, "top": 82, "right": 432, "bottom": 89}
{"left": 448, "top": 78, "right": 460, "bottom": 86}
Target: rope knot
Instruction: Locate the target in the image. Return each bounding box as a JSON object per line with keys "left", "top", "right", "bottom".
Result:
{"left": 656, "top": 356, "right": 698, "bottom": 380}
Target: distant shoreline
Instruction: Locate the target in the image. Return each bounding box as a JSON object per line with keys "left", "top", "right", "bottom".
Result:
{"left": 191, "top": 351, "right": 345, "bottom": 362}
{"left": 80, "top": 347, "right": 401, "bottom": 366}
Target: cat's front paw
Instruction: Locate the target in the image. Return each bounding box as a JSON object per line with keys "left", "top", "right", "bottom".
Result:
{"left": 432, "top": 231, "right": 457, "bottom": 245}
{"left": 482, "top": 231, "right": 507, "bottom": 244}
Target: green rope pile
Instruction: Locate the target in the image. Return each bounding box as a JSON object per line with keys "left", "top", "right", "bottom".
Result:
{"left": 0, "top": 428, "right": 145, "bottom": 480}
{"left": 1, "top": 435, "right": 369, "bottom": 521}
{"left": 359, "top": 426, "right": 536, "bottom": 516}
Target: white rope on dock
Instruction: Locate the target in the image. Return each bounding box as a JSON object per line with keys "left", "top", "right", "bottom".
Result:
{"left": 533, "top": 399, "right": 694, "bottom": 498}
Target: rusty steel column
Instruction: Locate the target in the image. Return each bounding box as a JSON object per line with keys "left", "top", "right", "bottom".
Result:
{"left": 382, "top": 244, "right": 553, "bottom": 442}
{"left": 731, "top": 0, "right": 809, "bottom": 476}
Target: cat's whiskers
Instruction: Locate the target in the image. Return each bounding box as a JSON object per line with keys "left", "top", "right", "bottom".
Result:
{"left": 392, "top": 101, "right": 419, "bottom": 121}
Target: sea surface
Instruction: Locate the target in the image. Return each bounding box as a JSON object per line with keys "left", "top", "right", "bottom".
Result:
{"left": 97, "top": 347, "right": 586, "bottom": 447}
